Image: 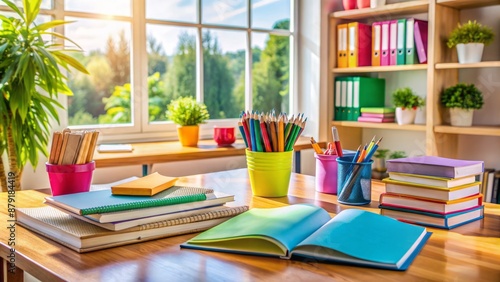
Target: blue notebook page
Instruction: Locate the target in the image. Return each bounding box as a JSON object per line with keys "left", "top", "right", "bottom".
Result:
{"left": 292, "top": 209, "right": 429, "bottom": 270}
{"left": 184, "top": 204, "right": 331, "bottom": 257}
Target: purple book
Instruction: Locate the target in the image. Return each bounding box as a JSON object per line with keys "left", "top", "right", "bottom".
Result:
{"left": 386, "top": 156, "right": 484, "bottom": 178}
{"left": 414, "top": 20, "right": 428, "bottom": 64}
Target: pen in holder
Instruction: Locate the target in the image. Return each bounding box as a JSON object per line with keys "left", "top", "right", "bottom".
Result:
{"left": 337, "top": 156, "right": 373, "bottom": 205}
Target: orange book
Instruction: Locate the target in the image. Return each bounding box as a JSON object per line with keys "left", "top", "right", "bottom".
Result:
{"left": 111, "top": 172, "right": 179, "bottom": 196}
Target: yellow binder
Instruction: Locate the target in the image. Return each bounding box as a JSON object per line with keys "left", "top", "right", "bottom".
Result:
{"left": 337, "top": 24, "right": 348, "bottom": 68}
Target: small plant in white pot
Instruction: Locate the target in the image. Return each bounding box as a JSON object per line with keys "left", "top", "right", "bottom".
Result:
{"left": 392, "top": 87, "right": 425, "bottom": 125}
{"left": 441, "top": 83, "right": 483, "bottom": 127}
{"left": 447, "top": 20, "right": 494, "bottom": 64}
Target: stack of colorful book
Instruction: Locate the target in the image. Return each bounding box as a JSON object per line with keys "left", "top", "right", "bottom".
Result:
{"left": 16, "top": 173, "right": 247, "bottom": 252}
{"left": 380, "top": 156, "right": 485, "bottom": 229}
{"left": 357, "top": 107, "right": 395, "bottom": 123}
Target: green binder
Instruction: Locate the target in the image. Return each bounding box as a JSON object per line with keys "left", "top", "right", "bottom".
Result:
{"left": 405, "top": 18, "right": 418, "bottom": 65}
{"left": 397, "top": 19, "right": 406, "bottom": 65}
{"left": 334, "top": 77, "right": 349, "bottom": 121}
{"left": 352, "top": 77, "right": 386, "bottom": 121}
{"left": 346, "top": 77, "right": 354, "bottom": 121}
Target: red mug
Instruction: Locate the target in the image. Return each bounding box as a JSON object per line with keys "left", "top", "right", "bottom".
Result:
{"left": 213, "top": 127, "right": 236, "bottom": 146}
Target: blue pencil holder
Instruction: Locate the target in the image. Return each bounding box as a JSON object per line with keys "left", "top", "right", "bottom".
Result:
{"left": 336, "top": 156, "right": 373, "bottom": 205}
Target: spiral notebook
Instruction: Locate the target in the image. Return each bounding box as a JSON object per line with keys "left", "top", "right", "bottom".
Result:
{"left": 44, "top": 186, "right": 214, "bottom": 216}
{"left": 17, "top": 205, "right": 248, "bottom": 253}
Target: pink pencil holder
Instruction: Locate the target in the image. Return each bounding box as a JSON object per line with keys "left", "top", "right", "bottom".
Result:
{"left": 315, "top": 153, "right": 338, "bottom": 194}
{"left": 46, "top": 161, "right": 95, "bottom": 196}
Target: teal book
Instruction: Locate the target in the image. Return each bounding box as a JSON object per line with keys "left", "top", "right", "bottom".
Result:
{"left": 397, "top": 18, "right": 406, "bottom": 65}
{"left": 351, "top": 77, "right": 386, "bottom": 121}
{"left": 45, "top": 186, "right": 214, "bottom": 216}
{"left": 181, "top": 204, "right": 430, "bottom": 271}
{"left": 380, "top": 205, "right": 484, "bottom": 230}
{"left": 405, "top": 18, "right": 418, "bottom": 65}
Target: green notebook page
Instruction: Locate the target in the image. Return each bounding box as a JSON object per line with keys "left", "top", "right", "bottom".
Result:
{"left": 46, "top": 186, "right": 212, "bottom": 215}
{"left": 186, "top": 204, "right": 331, "bottom": 257}
{"left": 292, "top": 209, "right": 427, "bottom": 269}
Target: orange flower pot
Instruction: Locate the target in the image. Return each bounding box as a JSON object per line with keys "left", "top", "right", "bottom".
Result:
{"left": 177, "top": 125, "right": 199, "bottom": 147}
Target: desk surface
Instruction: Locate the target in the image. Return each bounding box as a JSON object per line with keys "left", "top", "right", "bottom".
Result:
{"left": 93, "top": 136, "right": 325, "bottom": 168}
{"left": 2, "top": 169, "right": 500, "bottom": 281}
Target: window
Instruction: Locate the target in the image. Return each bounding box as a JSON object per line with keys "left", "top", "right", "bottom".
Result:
{"left": 1, "top": 0, "right": 295, "bottom": 140}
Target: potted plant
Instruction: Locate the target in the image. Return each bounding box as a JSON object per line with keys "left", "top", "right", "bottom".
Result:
{"left": 441, "top": 83, "right": 483, "bottom": 126}
{"left": 392, "top": 87, "right": 425, "bottom": 125}
{"left": 447, "top": 20, "right": 494, "bottom": 64}
{"left": 0, "top": 0, "right": 88, "bottom": 191}
{"left": 373, "top": 149, "right": 390, "bottom": 172}
{"left": 166, "top": 96, "right": 210, "bottom": 147}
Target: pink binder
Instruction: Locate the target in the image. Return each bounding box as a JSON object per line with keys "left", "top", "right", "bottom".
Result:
{"left": 414, "top": 20, "right": 428, "bottom": 64}
{"left": 389, "top": 20, "right": 398, "bottom": 65}
{"left": 380, "top": 21, "right": 390, "bottom": 66}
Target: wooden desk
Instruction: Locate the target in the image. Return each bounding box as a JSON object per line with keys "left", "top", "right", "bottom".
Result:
{"left": 93, "top": 137, "right": 326, "bottom": 175}
{"left": 2, "top": 169, "right": 500, "bottom": 281}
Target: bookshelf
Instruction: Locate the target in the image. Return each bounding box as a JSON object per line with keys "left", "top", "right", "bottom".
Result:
{"left": 328, "top": 0, "right": 500, "bottom": 157}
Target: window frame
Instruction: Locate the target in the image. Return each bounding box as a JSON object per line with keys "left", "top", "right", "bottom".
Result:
{"left": 1, "top": 0, "right": 297, "bottom": 142}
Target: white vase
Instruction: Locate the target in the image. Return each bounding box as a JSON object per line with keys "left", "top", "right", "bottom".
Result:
{"left": 449, "top": 108, "right": 474, "bottom": 126}
{"left": 396, "top": 107, "right": 417, "bottom": 125}
{"left": 370, "top": 0, "right": 386, "bottom": 8}
{"left": 456, "top": 43, "right": 484, "bottom": 64}
{"left": 414, "top": 106, "right": 426, "bottom": 125}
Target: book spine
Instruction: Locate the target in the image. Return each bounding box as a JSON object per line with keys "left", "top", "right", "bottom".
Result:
{"left": 139, "top": 206, "right": 249, "bottom": 230}
{"left": 80, "top": 194, "right": 209, "bottom": 215}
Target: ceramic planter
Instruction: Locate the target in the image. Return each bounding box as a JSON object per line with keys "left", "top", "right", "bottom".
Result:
{"left": 342, "top": 0, "right": 356, "bottom": 10}
{"left": 449, "top": 108, "right": 474, "bottom": 126}
{"left": 177, "top": 125, "right": 200, "bottom": 147}
{"left": 456, "top": 43, "right": 484, "bottom": 64}
{"left": 357, "top": 0, "right": 370, "bottom": 9}
{"left": 395, "top": 107, "right": 417, "bottom": 125}
{"left": 373, "top": 157, "right": 387, "bottom": 172}
{"left": 370, "top": 0, "right": 386, "bottom": 8}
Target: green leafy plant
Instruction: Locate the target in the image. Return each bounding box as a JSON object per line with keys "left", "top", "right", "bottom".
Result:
{"left": 389, "top": 151, "right": 407, "bottom": 159}
{"left": 392, "top": 87, "right": 425, "bottom": 110}
{"left": 166, "top": 96, "right": 210, "bottom": 126}
{"left": 441, "top": 83, "right": 484, "bottom": 109}
{"left": 0, "top": 0, "right": 88, "bottom": 191}
{"left": 447, "top": 20, "right": 495, "bottom": 48}
{"left": 373, "top": 149, "right": 390, "bottom": 159}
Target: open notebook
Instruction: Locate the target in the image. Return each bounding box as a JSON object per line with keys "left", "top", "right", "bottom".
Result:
{"left": 181, "top": 204, "right": 431, "bottom": 270}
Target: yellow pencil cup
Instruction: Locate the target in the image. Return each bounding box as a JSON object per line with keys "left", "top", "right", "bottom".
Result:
{"left": 245, "top": 149, "right": 293, "bottom": 197}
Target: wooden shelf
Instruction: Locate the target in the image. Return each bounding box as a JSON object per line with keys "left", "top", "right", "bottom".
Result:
{"left": 435, "top": 61, "right": 500, "bottom": 69}
{"left": 332, "top": 121, "right": 427, "bottom": 132}
{"left": 329, "top": 0, "right": 500, "bottom": 159}
{"left": 437, "top": 0, "right": 500, "bottom": 9}
{"left": 331, "top": 0, "right": 429, "bottom": 20}
{"left": 333, "top": 64, "right": 428, "bottom": 73}
{"left": 434, "top": 125, "right": 500, "bottom": 136}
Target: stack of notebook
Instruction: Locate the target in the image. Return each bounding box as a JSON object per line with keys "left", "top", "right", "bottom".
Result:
{"left": 16, "top": 173, "right": 247, "bottom": 252}
{"left": 379, "top": 156, "right": 485, "bottom": 229}
{"left": 357, "top": 107, "right": 395, "bottom": 123}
